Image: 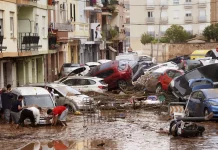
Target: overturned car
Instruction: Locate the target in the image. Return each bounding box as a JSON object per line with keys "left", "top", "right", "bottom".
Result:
{"left": 170, "top": 63, "right": 218, "bottom": 101}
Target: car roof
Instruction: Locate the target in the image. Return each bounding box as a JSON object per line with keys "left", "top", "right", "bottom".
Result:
{"left": 12, "top": 87, "right": 50, "bottom": 96}
{"left": 200, "top": 89, "right": 218, "bottom": 97}
{"left": 154, "top": 67, "right": 178, "bottom": 73}
{"left": 65, "top": 76, "right": 104, "bottom": 80}
{"left": 85, "top": 62, "right": 100, "bottom": 66}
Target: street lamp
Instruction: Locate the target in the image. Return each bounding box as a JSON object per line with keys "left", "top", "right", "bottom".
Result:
{"left": 156, "top": 5, "right": 164, "bottom": 63}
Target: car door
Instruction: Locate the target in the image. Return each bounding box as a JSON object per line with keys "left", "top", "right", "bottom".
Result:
{"left": 63, "top": 79, "right": 79, "bottom": 91}
{"left": 161, "top": 70, "right": 174, "bottom": 90}
{"left": 53, "top": 89, "right": 67, "bottom": 106}
{"left": 76, "top": 79, "right": 90, "bottom": 92}
{"left": 196, "top": 91, "right": 206, "bottom": 116}
{"left": 187, "top": 91, "right": 199, "bottom": 116}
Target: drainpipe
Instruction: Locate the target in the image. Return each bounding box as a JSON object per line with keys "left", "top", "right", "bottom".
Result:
{"left": 156, "top": 6, "right": 163, "bottom": 63}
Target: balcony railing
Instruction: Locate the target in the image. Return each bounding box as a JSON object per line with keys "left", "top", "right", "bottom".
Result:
{"left": 146, "top": 4, "right": 155, "bottom": 10}
{"left": 17, "top": 0, "right": 38, "bottom": 6}
{"left": 71, "top": 22, "right": 89, "bottom": 38}
{"left": 48, "top": 34, "right": 58, "bottom": 50}
{"left": 0, "top": 36, "right": 7, "bottom": 53}
{"left": 18, "top": 33, "right": 42, "bottom": 52}
{"left": 184, "top": 2, "right": 192, "bottom": 8}
{"left": 198, "top": 2, "right": 206, "bottom": 8}
{"left": 184, "top": 16, "right": 193, "bottom": 23}
{"left": 146, "top": 17, "right": 155, "bottom": 24}
{"left": 199, "top": 16, "right": 206, "bottom": 22}
{"left": 54, "top": 23, "right": 74, "bottom": 31}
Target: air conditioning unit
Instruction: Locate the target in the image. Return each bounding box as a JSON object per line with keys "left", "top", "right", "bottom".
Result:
{"left": 60, "top": 3, "right": 66, "bottom": 11}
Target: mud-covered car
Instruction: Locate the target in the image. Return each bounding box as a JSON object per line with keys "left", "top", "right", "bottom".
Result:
{"left": 145, "top": 67, "right": 183, "bottom": 93}
{"left": 170, "top": 63, "right": 218, "bottom": 101}
{"left": 179, "top": 60, "right": 203, "bottom": 72}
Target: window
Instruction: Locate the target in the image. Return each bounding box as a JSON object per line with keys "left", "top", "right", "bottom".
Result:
{"left": 148, "top": 12, "right": 153, "bottom": 18}
{"left": 166, "top": 70, "right": 175, "bottom": 78}
{"left": 186, "top": 0, "right": 191, "bottom": 2}
{"left": 78, "top": 79, "right": 90, "bottom": 85}
{"left": 0, "top": 10, "right": 4, "bottom": 36}
{"left": 185, "top": 11, "right": 192, "bottom": 17}
{"left": 173, "top": 0, "right": 179, "bottom": 5}
{"left": 10, "top": 12, "right": 14, "bottom": 38}
{"left": 63, "top": 79, "right": 77, "bottom": 86}
{"left": 199, "top": 10, "right": 206, "bottom": 16}
{"left": 173, "top": 10, "right": 180, "bottom": 19}
{"left": 147, "top": 0, "right": 154, "bottom": 5}
{"left": 42, "top": 16, "right": 45, "bottom": 37}
{"left": 35, "top": 15, "right": 39, "bottom": 34}
{"left": 191, "top": 92, "right": 199, "bottom": 99}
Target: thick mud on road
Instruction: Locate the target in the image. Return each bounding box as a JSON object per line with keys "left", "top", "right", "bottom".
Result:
{"left": 0, "top": 110, "right": 218, "bottom": 150}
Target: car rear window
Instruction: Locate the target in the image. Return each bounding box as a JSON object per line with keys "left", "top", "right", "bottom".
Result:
{"left": 99, "top": 80, "right": 107, "bottom": 85}
{"left": 118, "top": 61, "right": 128, "bottom": 71}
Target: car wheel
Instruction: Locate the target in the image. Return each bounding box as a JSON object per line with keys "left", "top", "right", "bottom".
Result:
{"left": 117, "top": 80, "right": 127, "bottom": 89}
{"left": 204, "top": 108, "right": 209, "bottom": 116}
{"left": 66, "top": 104, "right": 76, "bottom": 113}
{"left": 156, "top": 84, "right": 162, "bottom": 94}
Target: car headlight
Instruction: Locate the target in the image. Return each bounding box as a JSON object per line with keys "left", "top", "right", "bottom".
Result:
{"left": 209, "top": 102, "right": 218, "bottom": 106}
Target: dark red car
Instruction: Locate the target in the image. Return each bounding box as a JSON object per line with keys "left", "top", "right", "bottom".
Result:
{"left": 87, "top": 61, "right": 132, "bottom": 89}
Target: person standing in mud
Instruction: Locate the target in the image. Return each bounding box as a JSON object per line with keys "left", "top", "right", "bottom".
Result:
{"left": 1, "top": 87, "right": 13, "bottom": 123}
{"left": 16, "top": 106, "right": 41, "bottom": 128}
{"left": 47, "top": 106, "right": 68, "bottom": 126}
{"left": 10, "top": 95, "right": 25, "bottom": 124}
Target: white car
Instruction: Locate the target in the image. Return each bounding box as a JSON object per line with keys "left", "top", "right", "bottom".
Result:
{"left": 57, "top": 76, "right": 108, "bottom": 93}
{"left": 144, "top": 61, "right": 179, "bottom": 74}
{"left": 28, "top": 83, "right": 94, "bottom": 111}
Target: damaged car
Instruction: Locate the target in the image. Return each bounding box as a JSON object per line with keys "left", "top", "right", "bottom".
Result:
{"left": 170, "top": 63, "right": 218, "bottom": 101}
{"left": 87, "top": 60, "right": 132, "bottom": 89}
{"left": 145, "top": 67, "right": 183, "bottom": 93}
{"left": 186, "top": 89, "right": 218, "bottom": 117}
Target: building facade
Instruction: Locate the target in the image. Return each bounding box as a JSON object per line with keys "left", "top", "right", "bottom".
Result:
{"left": 130, "top": 0, "right": 211, "bottom": 53}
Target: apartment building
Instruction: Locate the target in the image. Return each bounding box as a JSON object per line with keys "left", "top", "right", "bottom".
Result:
{"left": 130, "top": 0, "right": 210, "bottom": 52}
{"left": 0, "top": 0, "right": 17, "bottom": 87}
{"left": 124, "top": 0, "right": 130, "bottom": 51}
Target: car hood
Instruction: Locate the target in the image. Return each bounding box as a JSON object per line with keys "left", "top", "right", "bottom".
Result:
{"left": 66, "top": 94, "right": 91, "bottom": 102}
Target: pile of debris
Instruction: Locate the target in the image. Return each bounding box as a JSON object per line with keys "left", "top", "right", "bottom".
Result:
{"left": 132, "top": 72, "right": 153, "bottom": 90}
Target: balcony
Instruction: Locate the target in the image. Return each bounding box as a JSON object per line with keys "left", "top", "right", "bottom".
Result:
{"left": 48, "top": 34, "right": 59, "bottom": 50}
{"left": 146, "top": 17, "right": 155, "bottom": 24}
{"left": 184, "top": 16, "right": 193, "bottom": 23}
{"left": 199, "top": 16, "right": 206, "bottom": 23}
{"left": 47, "top": 0, "right": 55, "bottom": 10}
{"left": 184, "top": 2, "right": 192, "bottom": 9}
{"left": 0, "top": 36, "right": 7, "bottom": 53}
{"left": 70, "top": 22, "right": 89, "bottom": 39}
{"left": 17, "top": 0, "right": 38, "bottom": 7}
{"left": 18, "top": 33, "right": 42, "bottom": 52}
{"left": 146, "top": 4, "right": 155, "bottom": 10}
{"left": 160, "top": 17, "right": 168, "bottom": 24}
{"left": 54, "top": 23, "right": 74, "bottom": 31}
{"left": 198, "top": 2, "right": 206, "bottom": 8}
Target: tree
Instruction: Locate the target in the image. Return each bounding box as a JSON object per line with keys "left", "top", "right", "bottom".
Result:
{"left": 165, "top": 25, "right": 191, "bottom": 43}
{"left": 109, "top": 27, "right": 118, "bottom": 40}
{"left": 140, "top": 33, "right": 155, "bottom": 57}
{"left": 203, "top": 23, "right": 218, "bottom": 41}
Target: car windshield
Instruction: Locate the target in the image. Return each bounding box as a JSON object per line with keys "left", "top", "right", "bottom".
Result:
{"left": 55, "top": 86, "right": 81, "bottom": 96}
{"left": 139, "top": 56, "right": 152, "bottom": 61}
{"left": 63, "top": 63, "right": 80, "bottom": 67}
{"left": 190, "top": 80, "right": 213, "bottom": 88}
{"left": 24, "top": 95, "right": 54, "bottom": 108}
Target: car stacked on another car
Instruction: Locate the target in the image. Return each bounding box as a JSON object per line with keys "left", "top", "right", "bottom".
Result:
{"left": 145, "top": 67, "right": 184, "bottom": 93}
{"left": 60, "top": 63, "right": 84, "bottom": 77}
{"left": 87, "top": 60, "right": 132, "bottom": 89}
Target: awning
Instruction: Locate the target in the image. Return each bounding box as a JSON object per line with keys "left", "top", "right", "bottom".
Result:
{"left": 108, "top": 46, "right": 117, "bottom": 52}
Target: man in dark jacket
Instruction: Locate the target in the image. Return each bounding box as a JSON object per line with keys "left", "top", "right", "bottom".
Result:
{"left": 1, "top": 87, "right": 13, "bottom": 123}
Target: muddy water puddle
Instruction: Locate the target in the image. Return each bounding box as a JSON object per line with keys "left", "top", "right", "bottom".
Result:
{"left": 0, "top": 110, "right": 218, "bottom": 150}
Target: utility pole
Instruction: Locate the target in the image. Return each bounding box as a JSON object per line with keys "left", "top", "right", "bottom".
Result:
{"left": 156, "top": 6, "right": 163, "bottom": 63}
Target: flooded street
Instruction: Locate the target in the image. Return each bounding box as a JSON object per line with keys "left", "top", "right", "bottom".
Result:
{"left": 0, "top": 110, "right": 218, "bottom": 150}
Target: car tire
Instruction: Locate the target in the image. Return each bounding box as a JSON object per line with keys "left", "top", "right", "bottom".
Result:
{"left": 156, "top": 84, "right": 162, "bottom": 94}
{"left": 117, "top": 80, "right": 127, "bottom": 89}
{"left": 66, "top": 104, "right": 76, "bottom": 113}
{"left": 204, "top": 108, "right": 209, "bottom": 116}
